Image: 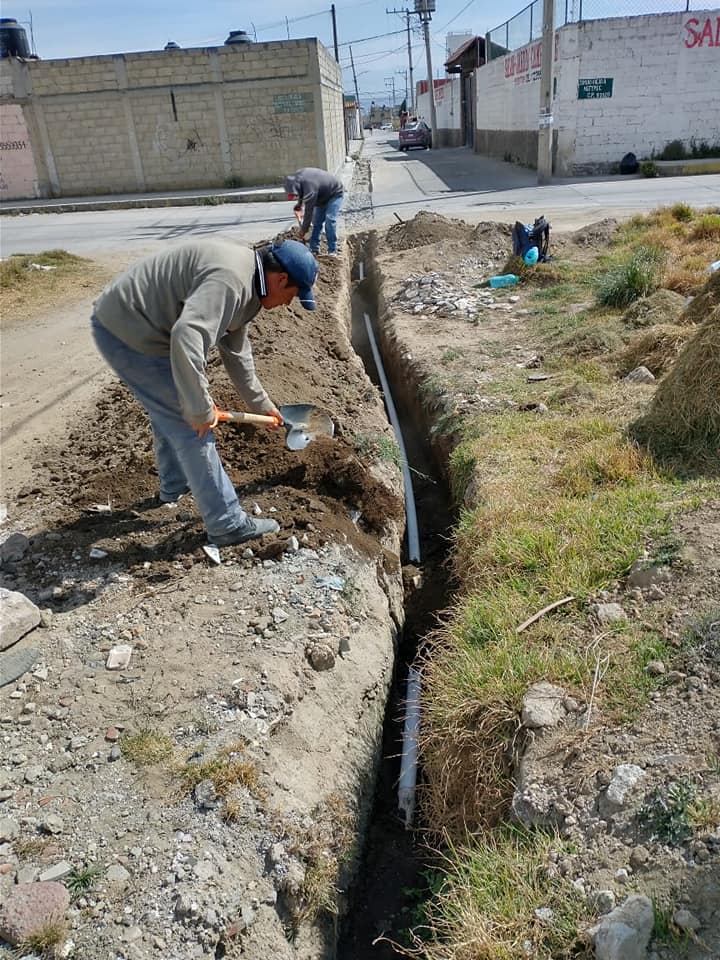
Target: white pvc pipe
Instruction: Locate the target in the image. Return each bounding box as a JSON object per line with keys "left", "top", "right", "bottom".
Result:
{"left": 363, "top": 311, "right": 420, "bottom": 563}
{"left": 359, "top": 260, "right": 365, "bottom": 281}
{"left": 397, "top": 666, "right": 421, "bottom": 829}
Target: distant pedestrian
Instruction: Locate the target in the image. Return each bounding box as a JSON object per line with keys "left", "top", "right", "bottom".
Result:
{"left": 91, "top": 238, "right": 318, "bottom": 546}
{"left": 284, "top": 167, "right": 344, "bottom": 256}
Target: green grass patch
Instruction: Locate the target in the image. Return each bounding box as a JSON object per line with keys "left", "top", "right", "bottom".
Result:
{"left": 411, "top": 827, "right": 589, "bottom": 960}
{"left": 596, "top": 246, "right": 664, "bottom": 308}
{"left": 689, "top": 213, "right": 720, "bottom": 240}
{"left": 353, "top": 431, "right": 402, "bottom": 468}
{"left": 421, "top": 410, "right": 679, "bottom": 832}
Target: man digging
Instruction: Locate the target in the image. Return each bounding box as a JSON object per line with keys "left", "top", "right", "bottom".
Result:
{"left": 284, "top": 167, "right": 344, "bottom": 256}
{"left": 91, "top": 238, "right": 318, "bottom": 546}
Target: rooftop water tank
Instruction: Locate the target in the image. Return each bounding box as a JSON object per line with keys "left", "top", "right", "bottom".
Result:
{"left": 0, "top": 18, "right": 31, "bottom": 59}
{"left": 224, "top": 30, "right": 253, "bottom": 45}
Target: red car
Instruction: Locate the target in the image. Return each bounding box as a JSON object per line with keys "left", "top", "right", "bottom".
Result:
{"left": 398, "top": 120, "right": 432, "bottom": 151}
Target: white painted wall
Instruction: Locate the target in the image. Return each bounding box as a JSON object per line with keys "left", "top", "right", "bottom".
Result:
{"left": 557, "top": 11, "right": 720, "bottom": 173}
{"left": 474, "top": 10, "right": 720, "bottom": 175}
{"left": 416, "top": 77, "right": 462, "bottom": 129}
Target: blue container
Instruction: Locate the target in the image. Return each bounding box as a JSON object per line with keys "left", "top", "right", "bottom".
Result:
{"left": 488, "top": 273, "right": 519, "bottom": 288}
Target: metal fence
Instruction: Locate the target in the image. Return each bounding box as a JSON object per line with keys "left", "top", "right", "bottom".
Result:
{"left": 486, "top": 0, "right": 703, "bottom": 60}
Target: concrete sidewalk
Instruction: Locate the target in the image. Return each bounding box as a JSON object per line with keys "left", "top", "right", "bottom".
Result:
{"left": 0, "top": 141, "right": 364, "bottom": 217}
{"left": 0, "top": 183, "right": 286, "bottom": 217}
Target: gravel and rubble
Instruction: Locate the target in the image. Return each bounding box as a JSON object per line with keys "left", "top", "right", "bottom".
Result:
{"left": 0, "top": 537, "right": 400, "bottom": 959}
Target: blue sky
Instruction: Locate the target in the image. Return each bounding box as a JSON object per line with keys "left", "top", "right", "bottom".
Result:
{"left": 9, "top": 0, "right": 505, "bottom": 107}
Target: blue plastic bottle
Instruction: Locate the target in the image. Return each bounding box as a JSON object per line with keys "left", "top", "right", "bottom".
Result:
{"left": 488, "top": 273, "right": 519, "bottom": 288}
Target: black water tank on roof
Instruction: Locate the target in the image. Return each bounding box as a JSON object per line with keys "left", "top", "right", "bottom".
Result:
{"left": 224, "top": 30, "right": 253, "bottom": 45}
{"left": 0, "top": 18, "right": 31, "bottom": 59}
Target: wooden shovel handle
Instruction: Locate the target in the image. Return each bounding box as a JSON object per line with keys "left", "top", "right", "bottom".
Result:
{"left": 216, "top": 410, "right": 282, "bottom": 427}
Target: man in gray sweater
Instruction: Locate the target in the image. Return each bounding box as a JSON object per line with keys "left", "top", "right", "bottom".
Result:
{"left": 92, "top": 238, "right": 318, "bottom": 546}
{"left": 284, "top": 167, "right": 344, "bottom": 256}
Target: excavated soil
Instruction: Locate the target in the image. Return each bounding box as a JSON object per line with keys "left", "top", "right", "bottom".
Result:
{"left": 12, "top": 256, "right": 403, "bottom": 597}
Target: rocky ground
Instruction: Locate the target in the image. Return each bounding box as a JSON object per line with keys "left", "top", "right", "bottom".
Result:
{"left": 2, "top": 178, "right": 718, "bottom": 960}
{"left": 0, "top": 249, "right": 407, "bottom": 959}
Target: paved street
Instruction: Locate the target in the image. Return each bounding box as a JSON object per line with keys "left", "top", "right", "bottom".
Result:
{"left": 2, "top": 136, "right": 720, "bottom": 257}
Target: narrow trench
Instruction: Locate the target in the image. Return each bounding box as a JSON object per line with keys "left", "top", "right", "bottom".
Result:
{"left": 338, "top": 240, "right": 455, "bottom": 958}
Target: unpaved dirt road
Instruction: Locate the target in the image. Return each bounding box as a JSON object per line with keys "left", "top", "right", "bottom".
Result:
{"left": 1, "top": 295, "right": 112, "bottom": 502}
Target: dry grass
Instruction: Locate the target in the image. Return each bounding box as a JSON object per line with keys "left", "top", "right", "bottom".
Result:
{"left": 121, "top": 727, "right": 174, "bottom": 765}
{"left": 0, "top": 250, "right": 110, "bottom": 326}
{"left": 617, "top": 208, "right": 720, "bottom": 296}
{"left": 631, "top": 303, "right": 720, "bottom": 472}
{"left": 617, "top": 323, "right": 694, "bottom": 377}
{"left": 15, "top": 918, "right": 68, "bottom": 958}
{"left": 177, "top": 741, "right": 261, "bottom": 798}
{"left": 406, "top": 828, "right": 590, "bottom": 960}
{"left": 420, "top": 410, "right": 674, "bottom": 833}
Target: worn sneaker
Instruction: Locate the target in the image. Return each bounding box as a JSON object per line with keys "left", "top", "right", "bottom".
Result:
{"left": 214, "top": 518, "right": 280, "bottom": 546}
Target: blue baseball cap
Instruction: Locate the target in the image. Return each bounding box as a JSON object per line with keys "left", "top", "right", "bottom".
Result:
{"left": 272, "top": 239, "right": 318, "bottom": 311}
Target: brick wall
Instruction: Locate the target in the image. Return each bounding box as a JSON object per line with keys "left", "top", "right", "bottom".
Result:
{"left": 1, "top": 38, "right": 345, "bottom": 198}
{"left": 474, "top": 10, "right": 720, "bottom": 175}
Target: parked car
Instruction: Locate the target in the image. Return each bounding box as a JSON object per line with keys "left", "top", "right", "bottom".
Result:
{"left": 380, "top": 122, "right": 394, "bottom": 131}
{"left": 398, "top": 120, "right": 431, "bottom": 151}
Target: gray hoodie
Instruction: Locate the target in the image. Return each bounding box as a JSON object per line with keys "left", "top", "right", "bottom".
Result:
{"left": 284, "top": 167, "right": 343, "bottom": 234}
{"left": 93, "top": 240, "right": 270, "bottom": 424}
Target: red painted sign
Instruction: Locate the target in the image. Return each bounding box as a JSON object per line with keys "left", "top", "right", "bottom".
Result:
{"left": 683, "top": 16, "right": 720, "bottom": 48}
{"left": 504, "top": 33, "right": 559, "bottom": 84}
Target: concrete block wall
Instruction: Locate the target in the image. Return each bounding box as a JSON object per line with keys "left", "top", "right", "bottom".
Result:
{"left": 1, "top": 38, "right": 345, "bottom": 198}
{"left": 474, "top": 10, "right": 720, "bottom": 175}
{"left": 556, "top": 11, "right": 720, "bottom": 174}
{"left": 317, "top": 42, "right": 345, "bottom": 171}
{"left": 416, "top": 77, "right": 463, "bottom": 147}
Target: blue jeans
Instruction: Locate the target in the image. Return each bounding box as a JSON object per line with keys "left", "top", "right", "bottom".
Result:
{"left": 309, "top": 194, "right": 343, "bottom": 254}
{"left": 92, "top": 317, "right": 248, "bottom": 542}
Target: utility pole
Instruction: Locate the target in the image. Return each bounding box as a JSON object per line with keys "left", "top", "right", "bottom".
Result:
{"left": 331, "top": 3, "right": 339, "bottom": 62}
{"left": 396, "top": 68, "right": 408, "bottom": 106}
{"left": 349, "top": 45, "right": 365, "bottom": 140}
{"left": 537, "top": 0, "right": 554, "bottom": 183}
{"left": 417, "top": 0, "right": 438, "bottom": 148}
{"left": 386, "top": 7, "right": 415, "bottom": 113}
{"left": 385, "top": 76, "right": 397, "bottom": 110}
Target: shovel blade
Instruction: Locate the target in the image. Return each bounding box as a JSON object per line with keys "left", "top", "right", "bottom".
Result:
{"left": 279, "top": 404, "right": 335, "bottom": 450}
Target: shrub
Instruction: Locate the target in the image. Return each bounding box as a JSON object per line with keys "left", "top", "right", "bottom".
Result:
{"left": 658, "top": 139, "right": 687, "bottom": 161}
{"left": 689, "top": 213, "right": 720, "bottom": 240}
{"left": 669, "top": 202, "right": 694, "bottom": 222}
{"left": 596, "top": 247, "right": 663, "bottom": 308}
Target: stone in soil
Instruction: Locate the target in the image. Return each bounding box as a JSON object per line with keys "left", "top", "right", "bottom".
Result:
{"left": 0, "top": 533, "right": 30, "bottom": 565}
{"left": 0, "top": 881, "right": 70, "bottom": 945}
{"left": 594, "top": 602, "right": 627, "bottom": 625}
{"left": 591, "top": 894, "right": 654, "bottom": 960}
{"left": 0, "top": 588, "right": 41, "bottom": 651}
{"left": 307, "top": 643, "right": 336, "bottom": 671}
{"left": 599, "top": 764, "right": 645, "bottom": 817}
{"left": 521, "top": 681, "right": 566, "bottom": 729}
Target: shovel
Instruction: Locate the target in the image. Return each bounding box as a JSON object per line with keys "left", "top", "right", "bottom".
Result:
{"left": 216, "top": 403, "right": 335, "bottom": 451}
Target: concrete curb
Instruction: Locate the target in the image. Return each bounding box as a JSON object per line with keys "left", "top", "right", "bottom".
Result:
{"left": 0, "top": 189, "right": 286, "bottom": 217}
{"left": 655, "top": 158, "right": 720, "bottom": 177}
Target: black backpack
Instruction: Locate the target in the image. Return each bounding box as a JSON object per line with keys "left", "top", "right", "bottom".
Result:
{"left": 512, "top": 216, "right": 551, "bottom": 262}
{"left": 620, "top": 152, "right": 639, "bottom": 175}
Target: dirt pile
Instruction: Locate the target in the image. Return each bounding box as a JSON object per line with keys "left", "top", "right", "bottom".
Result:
{"left": 385, "top": 211, "right": 476, "bottom": 251}
{"left": 631, "top": 302, "right": 720, "bottom": 470}
{"left": 12, "top": 254, "right": 403, "bottom": 593}
{"left": 681, "top": 267, "right": 720, "bottom": 325}
{"left": 618, "top": 323, "right": 693, "bottom": 377}
{"left": 623, "top": 288, "right": 687, "bottom": 327}
{"left": 569, "top": 217, "right": 619, "bottom": 247}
